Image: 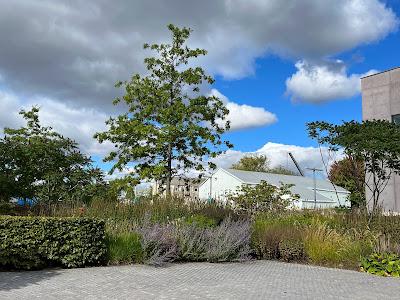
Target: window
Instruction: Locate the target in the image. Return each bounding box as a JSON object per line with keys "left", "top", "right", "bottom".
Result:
{"left": 392, "top": 114, "right": 400, "bottom": 125}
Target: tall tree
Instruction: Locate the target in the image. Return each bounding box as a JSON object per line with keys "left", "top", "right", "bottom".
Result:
{"left": 0, "top": 107, "right": 104, "bottom": 206}
{"left": 231, "top": 154, "right": 270, "bottom": 172}
{"left": 95, "top": 24, "right": 231, "bottom": 197}
{"left": 307, "top": 120, "right": 400, "bottom": 213}
{"left": 329, "top": 156, "right": 365, "bottom": 207}
{"left": 231, "top": 154, "right": 298, "bottom": 175}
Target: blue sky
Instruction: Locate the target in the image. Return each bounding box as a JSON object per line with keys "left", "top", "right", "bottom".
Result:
{"left": 0, "top": 0, "right": 399, "bottom": 177}
{"left": 217, "top": 2, "right": 400, "bottom": 152}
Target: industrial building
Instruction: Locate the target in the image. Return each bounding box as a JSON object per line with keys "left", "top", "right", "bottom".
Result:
{"left": 199, "top": 168, "right": 350, "bottom": 209}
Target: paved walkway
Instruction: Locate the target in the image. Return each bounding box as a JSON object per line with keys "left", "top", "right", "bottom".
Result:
{"left": 0, "top": 261, "right": 399, "bottom": 299}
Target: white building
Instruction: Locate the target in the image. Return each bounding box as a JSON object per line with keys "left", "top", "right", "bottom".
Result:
{"left": 199, "top": 168, "right": 350, "bottom": 209}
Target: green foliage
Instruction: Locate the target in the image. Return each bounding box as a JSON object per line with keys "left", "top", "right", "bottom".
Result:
{"left": 268, "top": 166, "right": 298, "bottom": 176}
{"left": 252, "top": 212, "right": 375, "bottom": 267}
{"left": 252, "top": 216, "right": 307, "bottom": 262}
{"left": 231, "top": 154, "right": 298, "bottom": 175}
{"left": 228, "top": 181, "right": 299, "bottom": 214}
{"left": 231, "top": 154, "right": 270, "bottom": 172}
{"left": 307, "top": 120, "right": 400, "bottom": 212}
{"left": 329, "top": 156, "right": 365, "bottom": 207}
{"left": 361, "top": 253, "right": 400, "bottom": 277}
{"left": 278, "top": 239, "right": 306, "bottom": 262}
{"left": 304, "top": 222, "right": 374, "bottom": 268}
{"left": 185, "top": 214, "right": 217, "bottom": 228}
{"left": 106, "top": 232, "right": 143, "bottom": 264}
{"left": 95, "top": 24, "right": 231, "bottom": 197}
{"left": 0, "top": 216, "right": 107, "bottom": 270}
{"left": 0, "top": 107, "right": 105, "bottom": 206}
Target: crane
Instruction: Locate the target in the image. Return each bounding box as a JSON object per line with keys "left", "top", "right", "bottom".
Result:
{"left": 288, "top": 152, "right": 304, "bottom": 177}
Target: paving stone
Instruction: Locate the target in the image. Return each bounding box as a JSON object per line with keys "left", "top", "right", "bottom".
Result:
{"left": 0, "top": 260, "right": 399, "bottom": 299}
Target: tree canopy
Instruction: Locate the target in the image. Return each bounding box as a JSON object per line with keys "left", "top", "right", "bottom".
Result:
{"left": 0, "top": 107, "right": 104, "bottom": 206}
{"left": 231, "top": 154, "right": 298, "bottom": 175}
{"left": 329, "top": 156, "right": 365, "bottom": 207}
{"left": 231, "top": 154, "right": 270, "bottom": 172}
{"left": 307, "top": 120, "right": 400, "bottom": 212}
{"left": 95, "top": 24, "right": 231, "bottom": 197}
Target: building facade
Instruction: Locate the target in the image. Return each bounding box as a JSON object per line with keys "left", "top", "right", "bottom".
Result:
{"left": 361, "top": 67, "right": 400, "bottom": 212}
{"left": 152, "top": 177, "right": 201, "bottom": 200}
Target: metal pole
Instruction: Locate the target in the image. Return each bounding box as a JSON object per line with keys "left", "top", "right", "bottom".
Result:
{"left": 306, "top": 168, "right": 323, "bottom": 209}
{"left": 313, "top": 170, "right": 317, "bottom": 209}
{"left": 210, "top": 174, "right": 212, "bottom": 200}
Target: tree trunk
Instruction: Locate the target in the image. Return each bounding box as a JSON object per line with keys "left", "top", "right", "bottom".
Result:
{"left": 165, "top": 143, "right": 172, "bottom": 199}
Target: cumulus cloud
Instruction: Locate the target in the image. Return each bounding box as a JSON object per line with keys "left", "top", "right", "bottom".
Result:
{"left": 286, "top": 60, "right": 378, "bottom": 103}
{"left": 0, "top": 0, "right": 397, "bottom": 109}
{"left": 212, "top": 142, "right": 343, "bottom": 178}
{"left": 0, "top": 91, "right": 113, "bottom": 156}
{"left": 210, "top": 89, "right": 277, "bottom": 130}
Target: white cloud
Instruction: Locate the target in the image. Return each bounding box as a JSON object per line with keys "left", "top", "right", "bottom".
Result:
{"left": 0, "top": 91, "right": 23, "bottom": 130}
{"left": 286, "top": 60, "right": 378, "bottom": 103}
{"left": 0, "top": 91, "right": 113, "bottom": 156}
{"left": 212, "top": 142, "right": 343, "bottom": 178}
{"left": 210, "top": 89, "right": 277, "bottom": 130}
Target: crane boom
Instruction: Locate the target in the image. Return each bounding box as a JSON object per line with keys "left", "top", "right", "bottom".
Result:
{"left": 288, "top": 152, "right": 304, "bottom": 176}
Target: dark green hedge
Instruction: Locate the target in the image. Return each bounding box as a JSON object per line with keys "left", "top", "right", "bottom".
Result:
{"left": 0, "top": 216, "right": 107, "bottom": 270}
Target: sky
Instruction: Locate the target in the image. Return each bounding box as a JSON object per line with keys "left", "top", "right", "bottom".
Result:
{"left": 0, "top": 0, "right": 400, "bottom": 178}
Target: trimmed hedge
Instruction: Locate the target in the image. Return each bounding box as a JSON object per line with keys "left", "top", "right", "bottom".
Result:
{"left": 0, "top": 216, "right": 107, "bottom": 270}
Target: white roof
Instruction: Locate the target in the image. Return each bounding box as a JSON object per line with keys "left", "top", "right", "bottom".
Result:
{"left": 222, "top": 168, "right": 350, "bottom": 204}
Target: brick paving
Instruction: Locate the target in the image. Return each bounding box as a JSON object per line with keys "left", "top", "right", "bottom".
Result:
{"left": 0, "top": 260, "right": 399, "bottom": 299}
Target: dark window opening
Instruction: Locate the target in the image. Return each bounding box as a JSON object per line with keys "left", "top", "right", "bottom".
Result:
{"left": 392, "top": 114, "right": 400, "bottom": 125}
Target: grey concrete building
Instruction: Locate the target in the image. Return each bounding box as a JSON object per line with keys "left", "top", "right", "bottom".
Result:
{"left": 361, "top": 67, "right": 400, "bottom": 212}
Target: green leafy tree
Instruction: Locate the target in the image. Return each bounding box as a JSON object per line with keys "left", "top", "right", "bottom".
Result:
{"left": 228, "top": 181, "right": 299, "bottom": 214}
{"left": 329, "top": 156, "right": 365, "bottom": 207}
{"left": 95, "top": 24, "right": 231, "bottom": 197}
{"left": 268, "top": 166, "right": 298, "bottom": 176}
{"left": 0, "top": 107, "right": 104, "bottom": 206}
{"left": 307, "top": 120, "right": 400, "bottom": 213}
{"left": 231, "top": 154, "right": 270, "bottom": 172}
{"left": 231, "top": 154, "right": 298, "bottom": 175}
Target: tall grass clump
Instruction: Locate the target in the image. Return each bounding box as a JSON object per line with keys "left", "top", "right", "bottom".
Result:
{"left": 252, "top": 221, "right": 305, "bottom": 261}
{"left": 304, "top": 221, "right": 374, "bottom": 268}
{"left": 106, "top": 232, "right": 142, "bottom": 264}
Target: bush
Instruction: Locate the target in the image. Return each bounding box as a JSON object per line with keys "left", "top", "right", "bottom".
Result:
{"left": 138, "top": 222, "right": 179, "bottom": 266}
{"left": 185, "top": 214, "right": 217, "bottom": 228}
{"left": 252, "top": 221, "right": 305, "bottom": 261}
{"left": 361, "top": 253, "right": 400, "bottom": 277}
{"left": 228, "top": 181, "right": 299, "bottom": 215}
{"left": 106, "top": 232, "right": 142, "bottom": 264}
{"left": 136, "top": 218, "right": 252, "bottom": 266}
{"left": 0, "top": 216, "right": 106, "bottom": 270}
{"left": 278, "top": 239, "right": 305, "bottom": 262}
{"left": 205, "top": 218, "right": 252, "bottom": 262}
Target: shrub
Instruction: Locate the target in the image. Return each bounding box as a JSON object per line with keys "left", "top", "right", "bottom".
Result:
{"left": 106, "top": 232, "right": 142, "bottom": 264}
{"left": 228, "top": 181, "right": 299, "bottom": 215}
{"left": 361, "top": 253, "right": 400, "bottom": 277}
{"left": 205, "top": 218, "right": 252, "bottom": 262}
{"left": 278, "top": 239, "right": 305, "bottom": 262}
{"left": 252, "top": 221, "right": 304, "bottom": 261}
{"left": 0, "top": 216, "right": 106, "bottom": 270}
{"left": 177, "top": 225, "right": 208, "bottom": 261}
{"left": 185, "top": 214, "right": 217, "bottom": 228}
{"left": 135, "top": 218, "right": 252, "bottom": 266}
{"left": 138, "top": 222, "right": 179, "bottom": 266}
